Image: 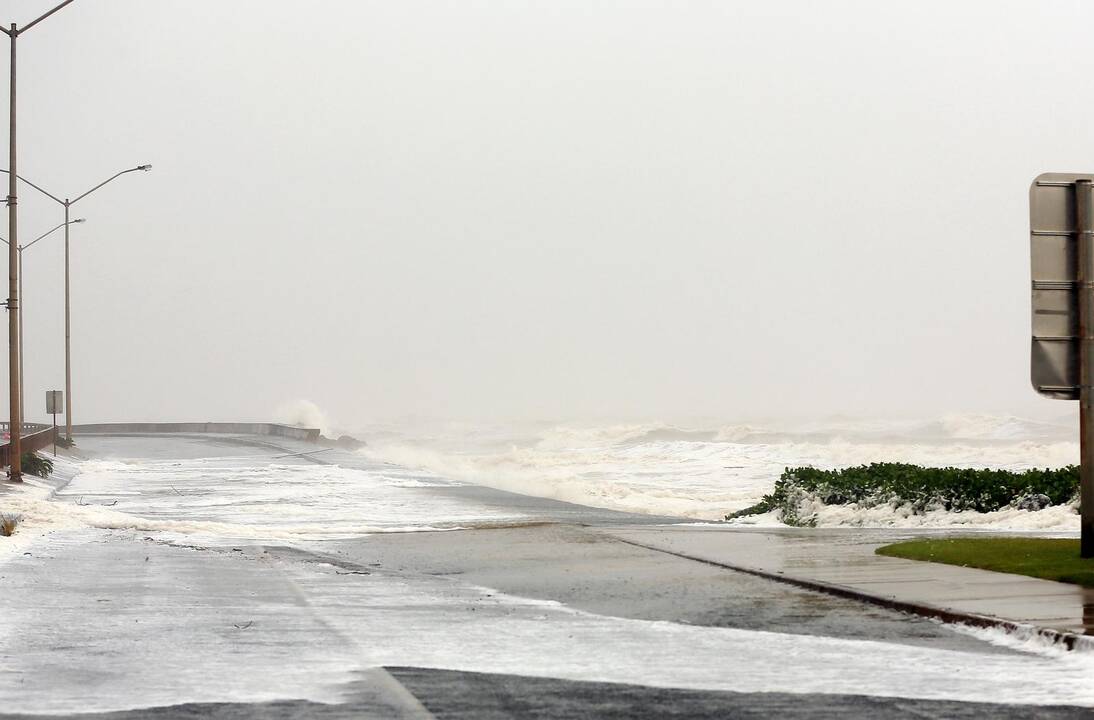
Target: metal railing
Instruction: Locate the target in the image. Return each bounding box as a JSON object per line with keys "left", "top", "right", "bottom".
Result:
{"left": 0, "top": 423, "right": 56, "bottom": 468}
{"left": 0, "top": 421, "right": 322, "bottom": 470}
{"left": 0, "top": 421, "right": 52, "bottom": 434}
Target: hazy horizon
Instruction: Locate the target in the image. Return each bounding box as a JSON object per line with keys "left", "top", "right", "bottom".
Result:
{"left": 1, "top": 1, "right": 1092, "bottom": 429}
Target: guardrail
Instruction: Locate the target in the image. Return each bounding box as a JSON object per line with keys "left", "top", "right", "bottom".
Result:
{"left": 70, "top": 422, "right": 321, "bottom": 442}
{"left": 0, "top": 424, "right": 57, "bottom": 468}
{"left": 0, "top": 422, "right": 52, "bottom": 434}
{"left": 0, "top": 422, "right": 321, "bottom": 468}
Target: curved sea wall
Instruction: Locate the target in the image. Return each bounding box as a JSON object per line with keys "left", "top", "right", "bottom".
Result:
{"left": 71, "top": 422, "right": 320, "bottom": 443}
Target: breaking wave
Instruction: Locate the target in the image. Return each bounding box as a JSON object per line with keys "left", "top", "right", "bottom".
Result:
{"left": 357, "top": 414, "right": 1081, "bottom": 529}
{"left": 274, "top": 399, "right": 333, "bottom": 437}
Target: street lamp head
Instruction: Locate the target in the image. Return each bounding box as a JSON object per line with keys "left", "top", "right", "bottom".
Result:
{"left": 137, "top": 164, "right": 152, "bottom": 171}
{"left": 72, "top": 218, "right": 85, "bottom": 223}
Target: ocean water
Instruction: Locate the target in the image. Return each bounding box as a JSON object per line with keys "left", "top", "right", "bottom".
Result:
{"left": 354, "top": 413, "right": 1081, "bottom": 530}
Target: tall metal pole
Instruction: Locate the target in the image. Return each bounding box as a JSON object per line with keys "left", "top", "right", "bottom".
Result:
{"left": 0, "top": 2, "right": 76, "bottom": 479}
{"left": 17, "top": 244, "right": 21, "bottom": 423}
{"left": 7, "top": 24, "right": 20, "bottom": 481}
{"left": 63, "top": 201, "right": 70, "bottom": 441}
{"left": 1078, "top": 179, "right": 1094, "bottom": 558}
{"left": 5, "top": 219, "right": 77, "bottom": 430}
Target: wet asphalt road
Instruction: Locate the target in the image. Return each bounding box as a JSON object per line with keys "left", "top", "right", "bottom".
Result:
{"left": 315, "top": 522, "right": 1005, "bottom": 653}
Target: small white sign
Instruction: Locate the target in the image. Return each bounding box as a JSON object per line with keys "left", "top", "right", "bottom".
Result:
{"left": 46, "top": 390, "right": 63, "bottom": 415}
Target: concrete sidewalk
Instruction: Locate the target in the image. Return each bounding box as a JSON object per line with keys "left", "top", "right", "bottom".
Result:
{"left": 605, "top": 526, "right": 1094, "bottom": 642}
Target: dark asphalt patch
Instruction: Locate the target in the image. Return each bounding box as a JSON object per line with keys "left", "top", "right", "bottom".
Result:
{"left": 4, "top": 666, "right": 1091, "bottom": 719}
{"left": 388, "top": 667, "right": 1094, "bottom": 720}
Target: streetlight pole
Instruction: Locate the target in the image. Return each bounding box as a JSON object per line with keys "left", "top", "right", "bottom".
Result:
{"left": 0, "top": 0, "right": 77, "bottom": 482}
{"left": 1, "top": 219, "right": 85, "bottom": 423}
{"left": 0, "top": 165, "right": 150, "bottom": 443}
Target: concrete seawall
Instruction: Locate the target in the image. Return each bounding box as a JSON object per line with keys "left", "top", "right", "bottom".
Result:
{"left": 71, "top": 422, "right": 321, "bottom": 442}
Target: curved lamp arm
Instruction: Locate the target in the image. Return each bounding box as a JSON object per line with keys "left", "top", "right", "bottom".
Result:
{"left": 0, "top": 164, "right": 151, "bottom": 206}
{"left": 22, "top": 218, "right": 84, "bottom": 251}
{"left": 0, "top": 0, "right": 76, "bottom": 37}
{"left": 71, "top": 165, "right": 151, "bottom": 205}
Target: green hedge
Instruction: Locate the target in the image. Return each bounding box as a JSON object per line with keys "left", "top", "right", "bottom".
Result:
{"left": 726, "top": 463, "right": 1079, "bottom": 527}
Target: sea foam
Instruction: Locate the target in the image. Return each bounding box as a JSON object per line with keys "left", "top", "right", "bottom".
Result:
{"left": 357, "top": 414, "right": 1081, "bottom": 529}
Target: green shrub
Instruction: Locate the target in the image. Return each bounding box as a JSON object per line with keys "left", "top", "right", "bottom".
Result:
{"left": 20, "top": 452, "right": 54, "bottom": 479}
{"left": 726, "top": 463, "right": 1079, "bottom": 527}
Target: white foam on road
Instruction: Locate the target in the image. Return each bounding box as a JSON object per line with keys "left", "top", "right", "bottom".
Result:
{"left": 0, "top": 455, "right": 89, "bottom": 559}
{"left": 39, "top": 455, "right": 528, "bottom": 544}
{"left": 2, "top": 529, "right": 1093, "bottom": 714}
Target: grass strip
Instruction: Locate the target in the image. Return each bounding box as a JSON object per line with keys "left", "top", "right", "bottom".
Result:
{"left": 876, "top": 537, "right": 1094, "bottom": 588}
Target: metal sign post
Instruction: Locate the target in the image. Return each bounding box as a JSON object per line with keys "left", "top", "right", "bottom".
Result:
{"left": 1031, "top": 173, "right": 1094, "bottom": 557}
{"left": 1079, "top": 180, "right": 1094, "bottom": 558}
{"left": 45, "top": 389, "right": 61, "bottom": 456}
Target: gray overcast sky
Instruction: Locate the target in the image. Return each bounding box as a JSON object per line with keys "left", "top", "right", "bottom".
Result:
{"left": 1, "top": 0, "right": 1090, "bottom": 428}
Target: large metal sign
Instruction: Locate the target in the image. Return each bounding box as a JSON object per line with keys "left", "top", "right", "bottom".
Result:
{"left": 1030, "top": 173, "right": 1094, "bottom": 399}
{"left": 1031, "top": 173, "right": 1094, "bottom": 559}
